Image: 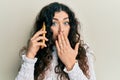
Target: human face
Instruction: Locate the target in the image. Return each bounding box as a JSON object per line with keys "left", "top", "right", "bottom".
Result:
{"left": 51, "top": 11, "right": 70, "bottom": 41}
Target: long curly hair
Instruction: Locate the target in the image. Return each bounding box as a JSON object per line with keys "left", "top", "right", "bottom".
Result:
{"left": 27, "top": 2, "right": 89, "bottom": 80}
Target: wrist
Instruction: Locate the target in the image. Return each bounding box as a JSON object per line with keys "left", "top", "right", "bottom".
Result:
{"left": 66, "top": 59, "right": 77, "bottom": 71}
{"left": 26, "top": 52, "right": 35, "bottom": 59}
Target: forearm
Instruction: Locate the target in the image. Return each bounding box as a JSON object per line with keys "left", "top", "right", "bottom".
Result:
{"left": 64, "top": 61, "right": 88, "bottom": 80}
{"left": 15, "top": 55, "right": 37, "bottom": 80}
{"left": 64, "top": 61, "right": 96, "bottom": 80}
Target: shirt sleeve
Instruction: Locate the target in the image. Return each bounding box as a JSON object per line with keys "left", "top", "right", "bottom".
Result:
{"left": 15, "top": 55, "right": 37, "bottom": 80}
{"left": 64, "top": 43, "right": 96, "bottom": 80}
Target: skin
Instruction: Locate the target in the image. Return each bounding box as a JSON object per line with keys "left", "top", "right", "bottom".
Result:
{"left": 26, "top": 11, "right": 79, "bottom": 71}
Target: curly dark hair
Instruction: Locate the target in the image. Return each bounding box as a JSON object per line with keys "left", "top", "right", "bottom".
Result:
{"left": 27, "top": 2, "right": 89, "bottom": 80}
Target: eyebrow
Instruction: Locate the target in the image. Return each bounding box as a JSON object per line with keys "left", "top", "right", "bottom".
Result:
{"left": 53, "top": 17, "right": 69, "bottom": 21}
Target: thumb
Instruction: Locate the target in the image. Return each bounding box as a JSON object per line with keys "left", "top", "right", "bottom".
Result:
{"left": 74, "top": 43, "right": 80, "bottom": 54}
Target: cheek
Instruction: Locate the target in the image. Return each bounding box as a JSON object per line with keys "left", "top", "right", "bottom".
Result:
{"left": 51, "top": 27, "right": 59, "bottom": 40}
{"left": 65, "top": 26, "right": 70, "bottom": 36}
{"left": 53, "top": 31, "right": 58, "bottom": 40}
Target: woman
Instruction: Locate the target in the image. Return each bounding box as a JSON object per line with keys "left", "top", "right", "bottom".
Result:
{"left": 15, "top": 2, "right": 96, "bottom": 80}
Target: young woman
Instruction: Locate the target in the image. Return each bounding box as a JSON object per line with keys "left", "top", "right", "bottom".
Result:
{"left": 15, "top": 2, "right": 96, "bottom": 80}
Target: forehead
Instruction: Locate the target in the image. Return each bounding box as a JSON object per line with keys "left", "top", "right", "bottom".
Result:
{"left": 53, "top": 11, "right": 69, "bottom": 20}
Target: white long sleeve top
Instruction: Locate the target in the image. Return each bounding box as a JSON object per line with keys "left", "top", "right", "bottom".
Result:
{"left": 15, "top": 44, "right": 96, "bottom": 80}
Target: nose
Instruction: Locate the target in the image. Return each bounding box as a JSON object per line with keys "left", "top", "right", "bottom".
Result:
{"left": 58, "top": 23, "right": 64, "bottom": 33}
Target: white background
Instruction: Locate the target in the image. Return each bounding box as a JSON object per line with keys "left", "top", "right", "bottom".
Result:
{"left": 0, "top": 0, "right": 120, "bottom": 80}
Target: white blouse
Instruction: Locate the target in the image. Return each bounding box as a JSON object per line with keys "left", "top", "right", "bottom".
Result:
{"left": 15, "top": 44, "right": 96, "bottom": 80}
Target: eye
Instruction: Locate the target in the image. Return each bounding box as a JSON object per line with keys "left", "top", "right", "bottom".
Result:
{"left": 52, "top": 22, "right": 57, "bottom": 26}
{"left": 64, "top": 21, "right": 69, "bottom": 25}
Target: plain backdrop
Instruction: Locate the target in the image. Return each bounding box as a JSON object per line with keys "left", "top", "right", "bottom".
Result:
{"left": 0, "top": 0, "right": 120, "bottom": 80}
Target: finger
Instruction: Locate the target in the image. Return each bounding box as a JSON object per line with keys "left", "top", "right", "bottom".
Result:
{"left": 34, "top": 36, "right": 48, "bottom": 42}
{"left": 55, "top": 40, "right": 60, "bottom": 53}
{"left": 62, "top": 32, "right": 70, "bottom": 46}
{"left": 58, "top": 34, "right": 63, "bottom": 49}
{"left": 32, "top": 30, "right": 47, "bottom": 40}
{"left": 60, "top": 32, "right": 66, "bottom": 47}
{"left": 32, "top": 29, "right": 42, "bottom": 39}
{"left": 36, "top": 42, "right": 47, "bottom": 47}
{"left": 74, "top": 43, "right": 80, "bottom": 54}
